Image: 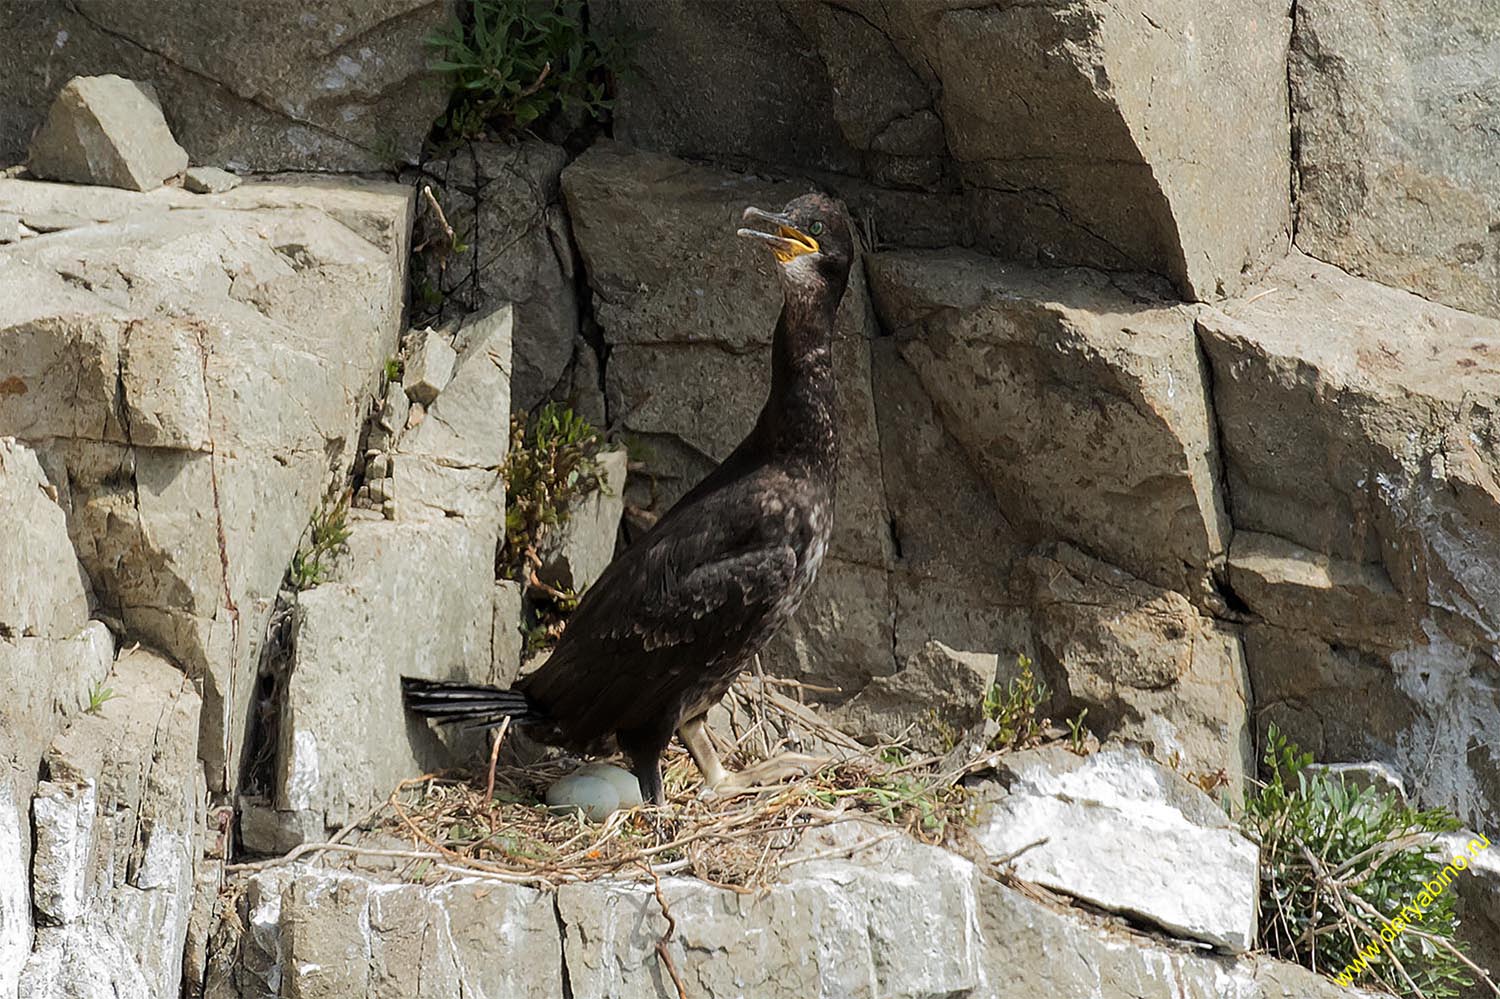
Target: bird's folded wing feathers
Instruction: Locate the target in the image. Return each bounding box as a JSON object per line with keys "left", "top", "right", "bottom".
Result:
{"left": 519, "top": 488, "right": 802, "bottom": 734}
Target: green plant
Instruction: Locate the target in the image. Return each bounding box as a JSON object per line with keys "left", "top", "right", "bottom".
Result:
{"left": 499, "top": 401, "right": 605, "bottom": 579}
{"left": 983, "top": 655, "right": 1049, "bottom": 750}
{"left": 85, "top": 680, "right": 117, "bottom": 715}
{"left": 290, "top": 493, "right": 352, "bottom": 590}
{"left": 427, "top": 0, "right": 638, "bottom": 141}
{"left": 1066, "top": 707, "right": 1090, "bottom": 754}
{"left": 1241, "top": 726, "right": 1483, "bottom": 998}
{"left": 384, "top": 356, "right": 404, "bottom": 383}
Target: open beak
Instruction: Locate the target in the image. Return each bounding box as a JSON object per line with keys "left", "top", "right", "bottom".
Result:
{"left": 737, "top": 206, "right": 819, "bottom": 263}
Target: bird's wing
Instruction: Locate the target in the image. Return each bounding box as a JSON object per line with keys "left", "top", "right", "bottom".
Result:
{"left": 520, "top": 479, "right": 801, "bottom": 738}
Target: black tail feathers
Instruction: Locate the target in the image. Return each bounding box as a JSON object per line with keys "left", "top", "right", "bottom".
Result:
{"left": 400, "top": 677, "right": 544, "bottom": 729}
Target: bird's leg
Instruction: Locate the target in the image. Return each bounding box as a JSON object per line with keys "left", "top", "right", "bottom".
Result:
{"left": 630, "top": 755, "right": 666, "bottom": 807}
{"left": 718, "top": 752, "right": 826, "bottom": 792}
{"left": 678, "top": 713, "right": 729, "bottom": 790}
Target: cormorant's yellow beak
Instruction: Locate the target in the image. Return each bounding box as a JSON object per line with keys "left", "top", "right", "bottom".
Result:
{"left": 737, "top": 206, "right": 819, "bottom": 264}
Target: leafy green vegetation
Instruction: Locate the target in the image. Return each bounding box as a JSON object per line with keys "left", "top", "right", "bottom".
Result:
{"left": 289, "top": 493, "right": 352, "bottom": 591}
{"left": 983, "top": 655, "right": 1049, "bottom": 750}
{"left": 85, "top": 680, "right": 117, "bottom": 715}
{"left": 1241, "top": 726, "right": 1483, "bottom": 998}
{"left": 427, "top": 0, "right": 638, "bottom": 141}
{"left": 499, "top": 402, "right": 605, "bottom": 580}
{"left": 384, "top": 356, "right": 404, "bottom": 384}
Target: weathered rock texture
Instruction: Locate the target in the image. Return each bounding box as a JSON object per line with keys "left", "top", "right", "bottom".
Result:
{"left": 599, "top": 0, "right": 1292, "bottom": 301}
{"left": 1291, "top": 0, "right": 1500, "bottom": 319}
{"left": 1021, "top": 546, "right": 1253, "bottom": 797}
{"left": 27, "top": 75, "right": 188, "bottom": 191}
{"left": 19, "top": 647, "right": 204, "bottom": 999}
{"left": 393, "top": 305, "right": 512, "bottom": 525}
{"left": 866, "top": 248, "right": 1228, "bottom": 601}
{"left": 831, "top": 640, "right": 996, "bottom": 754}
{"left": 978, "top": 748, "right": 1259, "bottom": 952}
{"left": 0, "top": 438, "right": 115, "bottom": 997}
{"left": 262, "top": 303, "right": 516, "bottom": 843}
{"left": 561, "top": 143, "right": 1252, "bottom": 786}
{"left": 0, "top": 176, "right": 413, "bottom": 791}
{"left": 0, "top": 0, "right": 449, "bottom": 171}
{"left": 1201, "top": 251, "right": 1500, "bottom": 828}
{"left": 211, "top": 829, "right": 1357, "bottom": 999}
{"left": 410, "top": 140, "right": 581, "bottom": 412}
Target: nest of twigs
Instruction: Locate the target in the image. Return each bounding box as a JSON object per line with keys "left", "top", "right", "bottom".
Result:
{"left": 234, "top": 677, "right": 998, "bottom": 893}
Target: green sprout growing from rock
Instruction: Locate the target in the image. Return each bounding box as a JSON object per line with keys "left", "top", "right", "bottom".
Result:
{"left": 85, "top": 680, "right": 117, "bottom": 715}
{"left": 289, "top": 493, "right": 352, "bottom": 590}
{"left": 499, "top": 401, "right": 605, "bottom": 582}
{"left": 984, "top": 654, "right": 1049, "bottom": 750}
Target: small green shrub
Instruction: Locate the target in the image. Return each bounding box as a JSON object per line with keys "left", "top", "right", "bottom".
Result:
{"left": 499, "top": 401, "right": 604, "bottom": 580}
{"left": 983, "top": 655, "right": 1049, "bottom": 750}
{"left": 290, "top": 493, "right": 352, "bottom": 590}
{"left": 428, "top": 0, "right": 637, "bottom": 141}
{"left": 1241, "top": 726, "right": 1482, "bottom": 998}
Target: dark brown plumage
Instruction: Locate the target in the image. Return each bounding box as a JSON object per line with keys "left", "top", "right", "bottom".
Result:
{"left": 403, "top": 192, "right": 855, "bottom": 804}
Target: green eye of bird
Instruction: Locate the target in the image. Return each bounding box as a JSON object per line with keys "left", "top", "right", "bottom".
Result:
{"left": 809, "top": 221, "right": 824, "bottom": 237}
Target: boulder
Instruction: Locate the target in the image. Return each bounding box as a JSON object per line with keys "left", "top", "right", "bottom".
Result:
{"left": 393, "top": 304, "right": 512, "bottom": 526}
{"left": 183, "top": 166, "right": 241, "bottom": 194}
{"left": 829, "top": 640, "right": 996, "bottom": 753}
{"left": 411, "top": 140, "right": 579, "bottom": 411}
{"left": 401, "top": 327, "right": 457, "bottom": 406}
{"left": 0, "top": 439, "right": 91, "bottom": 640}
{"left": 976, "top": 746, "right": 1259, "bottom": 952}
{"left": 1022, "top": 545, "right": 1253, "bottom": 793}
{"left": 763, "top": 557, "right": 897, "bottom": 696}
{"left": 600, "top": 0, "right": 1291, "bottom": 300}
{"left": 0, "top": 175, "right": 413, "bottom": 791}
{"left": 491, "top": 580, "right": 524, "bottom": 689}
{"left": 274, "top": 519, "right": 498, "bottom": 833}
{"left": 868, "top": 248, "right": 1229, "bottom": 601}
{"left": 26, "top": 75, "right": 188, "bottom": 192}
{"left": 535, "top": 448, "right": 628, "bottom": 593}
{"left": 1199, "top": 251, "right": 1500, "bottom": 827}
{"left": 1, "top": 2, "right": 451, "bottom": 172}
{"left": 18, "top": 647, "right": 204, "bottom": 999}
{"left": 1291, "top": 0, "right": 1500, "bottom": 319}
{"left": 1228, "top": 531, "right": 1413, "bottom": 650}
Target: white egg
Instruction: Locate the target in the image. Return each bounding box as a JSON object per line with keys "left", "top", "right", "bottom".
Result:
{"left": 545, "top": 774, "right": 620, "bottom": 822}
{"left": 573, "top": 763, "right": 644, "bottom": 808}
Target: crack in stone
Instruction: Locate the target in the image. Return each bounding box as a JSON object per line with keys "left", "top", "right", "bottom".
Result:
{"left": 552, "top": 893, "right": 575, "bottom": 999}
{"left": 63, "top": 1, "right": 381, "bottom": 157}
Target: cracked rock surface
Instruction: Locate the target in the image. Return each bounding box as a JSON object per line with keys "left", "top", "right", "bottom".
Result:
{"left": 0, "top": 1, "right": 450, "bottom": 172}
{"left": 598, "top": 0, "right": 1291, "bottom": 301}
{"left": 0, "top": 176, "right": 413, "bottom": 792}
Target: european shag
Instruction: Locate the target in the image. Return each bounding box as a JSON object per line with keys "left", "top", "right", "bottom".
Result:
{"left": 402, "top": 193, "right": 853, "bottom": 805}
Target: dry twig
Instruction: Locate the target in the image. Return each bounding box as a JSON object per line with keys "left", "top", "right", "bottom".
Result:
{"left": 644, "top": 863, "right": 689, "bottom": 999}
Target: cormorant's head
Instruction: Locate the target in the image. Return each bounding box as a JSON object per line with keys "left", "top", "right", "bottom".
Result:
{"left": 736, "top": 193, "right": 854, "bottom": 292}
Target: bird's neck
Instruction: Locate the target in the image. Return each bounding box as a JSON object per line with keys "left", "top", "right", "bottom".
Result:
{"left": 757, "top": 284, "right": 840, "bottom": 471}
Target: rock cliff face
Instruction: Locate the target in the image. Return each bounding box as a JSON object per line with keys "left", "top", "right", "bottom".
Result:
{"left": 1, "top": 0, "right": 1499, "bottom": 996}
